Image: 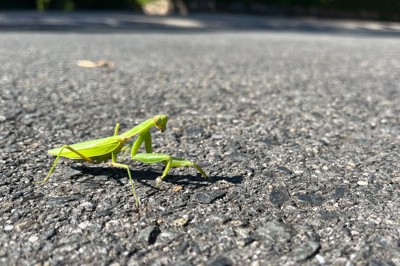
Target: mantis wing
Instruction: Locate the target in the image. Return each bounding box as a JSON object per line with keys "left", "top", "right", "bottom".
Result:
{"left": 48, "top": 136, "right": 122, "bottom": 159}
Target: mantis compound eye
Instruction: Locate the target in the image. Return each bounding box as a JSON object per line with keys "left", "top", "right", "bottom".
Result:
{"left": 154, "top": 115, "right": 168, "bottom": 133}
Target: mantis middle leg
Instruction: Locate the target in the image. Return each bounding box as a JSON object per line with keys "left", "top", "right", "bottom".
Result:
{"left": 110, "top": 150, "right": 140, "bottom": 207}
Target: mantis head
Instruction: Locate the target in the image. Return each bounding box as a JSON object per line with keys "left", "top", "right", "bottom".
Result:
{"left": 153, "top": 115, "right": 168, "bottom": 133}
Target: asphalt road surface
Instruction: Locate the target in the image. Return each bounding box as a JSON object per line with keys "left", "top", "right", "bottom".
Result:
{"left": 1, "top": 13, "right": 400, "bottom": 265}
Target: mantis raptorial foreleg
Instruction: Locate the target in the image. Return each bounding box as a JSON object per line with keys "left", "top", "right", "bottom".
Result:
{"left": 120, "top": 129, "right": 152, "bottom": 158}
{"left": 131, "top": 130, "right": 152, "bottom": 156}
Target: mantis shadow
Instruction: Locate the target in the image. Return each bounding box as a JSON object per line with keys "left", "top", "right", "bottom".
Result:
{"left": 69, "top": 165, "right": 244, "bottom": 188}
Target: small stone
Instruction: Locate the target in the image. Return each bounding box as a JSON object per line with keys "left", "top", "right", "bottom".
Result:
{"left": 297, "top": 193, "right": 325, "bottom": 206}
{"left": 357, "top": 180, "right": 368, "bottom": 186}
{"left": 15, "top": 221, "right": 32, "bottom": 232}
{"left": 228, "top": 220, "right": 246, "bottom": 227}
{"left": 78, "top": 221, "right": 92, "bottom": 230}
{"left": 255, "top": 221, "right": 295, "bottom": 242}
{"left": 4, "top": 224, "right": 13, "bottom": 231}
{"left": 173, "top": 198, "right": 187, "bottom": 208}
{"left": 63, "top": 168, "right": 82, "bottom": 179}
{"left": 158, "top": 230, "right": 181, "bottom": 244}
{"left": 11, "top": 191, "right": 23, "bottom": 200}
{"left": 262, "top": 138, "right": 280, "bottom": 146}
{"left": 333, "top": 187, "right": 347, "bottom": 198}
{"left": 269, "top": 187, "right": 290, "bottom": 208}
{"left": 47, "top": 195, "right": 81, "bottom": 205}
{"left": 234, "top": 227, "right": 251, "bottom": 238}
{"left": 173, "top": 216, "right": 189, "bottom": 227}
{"left": 315, "top": 254, "right": 326, "bottom": 264}
{"left": 207, "top": 255, "right": 233, "bottom": 266}
{"left": 139, "top": 225, "right": 161, "bottom": 245}
{"left": 237, "top": 236, "right": 255, "bottom": 247}
{"left": 28, "top": 235, "right": 39, "bottom": 243}
{"left": 172, "top": 185, "right": 183, "bottom": 192}
{"left": 95, "top": 209, "right": 113, "bottom": 217}
{"left": 276, "top": 166, "right": 292, "bottom": 174}
{"left": 79, "top": 201, "right": 95, "bottom": 211}
{"left": 80, "top": 181, "right": 102, "bottom": 190}
{"left": 319, "top": 210, "right": 339, "bottom": 221}
{"left": 45, "top": 229, "right": 57, "bottom": 240}
{"left": 291, "top": 241, "right": 320, "bottom": 262}
{"left": 194, "top": 190, "right": 227, "bottom": 204}
{"left": 2, "top": 202, "right": 13, "bottom": 213}
{"left": 186, "top": 127, "right": 204, "bottom": 137}
{"left": 105, "top": 220, "right": 120, "bottom": 230}
{"left": 294, "top": 169, "right": 304, "bottom": 175}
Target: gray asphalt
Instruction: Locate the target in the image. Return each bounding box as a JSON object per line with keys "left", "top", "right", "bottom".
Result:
{"left": 1, "top": 14, "right": 400, "bottom": 265}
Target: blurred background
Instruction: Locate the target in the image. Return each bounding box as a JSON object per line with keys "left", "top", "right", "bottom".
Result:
{"left": 0, "top": 0, "right": 399, "bottom": 21}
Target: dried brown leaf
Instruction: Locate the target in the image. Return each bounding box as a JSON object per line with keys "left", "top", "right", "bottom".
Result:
{"left": 77, "top": 60, "right": 115, "bottom": 69}
{"left": 172, "top": 185, "right": 183, "bottom": 192}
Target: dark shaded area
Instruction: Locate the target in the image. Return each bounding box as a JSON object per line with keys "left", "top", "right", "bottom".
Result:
{"left": 0, "top": 0, "right": 36, "bottom": 9}
{"left": 212, "top": 0, "right": 400, "bottom": 21}
{"left": 0, "top": 0, "right": 138, "bottom": 10}
{"left": 69, "top": 165, "right": 241, "bottom": 186}
{"left": 0, "top": 12, "right": 399, "bottom": 37}
{"left": 1, "top": 0, "right": 400, "bottom": 21}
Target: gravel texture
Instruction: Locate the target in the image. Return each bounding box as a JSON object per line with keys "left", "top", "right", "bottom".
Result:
{"left": 1, "top": 16, "right": 400, "bottom": 265}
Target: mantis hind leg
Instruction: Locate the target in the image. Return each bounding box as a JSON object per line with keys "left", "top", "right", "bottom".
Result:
{"left": 36, "top": 145, "right": 97, "bottom": 185}
{"left": 169, "top": 157, "right": 208, "bottom": 179}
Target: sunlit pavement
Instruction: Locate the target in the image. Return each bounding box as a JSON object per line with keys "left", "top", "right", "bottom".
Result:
{"left": 1, "top": 11, "right": 400, "bottom": 266}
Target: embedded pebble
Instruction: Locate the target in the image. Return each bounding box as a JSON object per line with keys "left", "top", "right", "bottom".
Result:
{"left": 78, "top": 221, "right": 92, "bottom": 230}
{"left": 194, "top": 190, "right": 227, "bottom": 204}
{"left": 269, "top": 187, "right": 290, "bottom": 208}
{"left": 357, "top": 180, "right": 369, "bottom": 186}
{"left": 173, "top": 216, "right": 189, "bottom": 227}
{"left": 297, "top": 193, "right": 325, "bottom": 206}
{"left": 139, "top": 225, "right": 161, "bottom": 245}
{"left": 4, "top": 225, "right": 13, "bottom": 231}
{"left": 291, "top": 241, "right": 320, "bottom": 262}
{"left": 28, "top": 235, "right": 39, "bottom": 243}
{"left": 255, "top": 221, "right": 295, "bottom": 242}
{"left": 207, "top": 255, "right": 233, "bottom": 266}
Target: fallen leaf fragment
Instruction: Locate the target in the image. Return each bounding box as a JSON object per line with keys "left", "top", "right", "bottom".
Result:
{"left": 172, "top": 185, "right": 183, "bottom": 192}
{"left": 77, "top": 60, "right": 115, "bottom": 69}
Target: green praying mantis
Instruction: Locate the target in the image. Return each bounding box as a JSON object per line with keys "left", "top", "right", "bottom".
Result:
{"left": 36, "top": 115, "right": 208, "bottom": 207}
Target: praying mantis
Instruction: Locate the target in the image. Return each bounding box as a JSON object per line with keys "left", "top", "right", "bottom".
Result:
{"left": 36, "top": 115, "right": 208, "bottom": 207}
